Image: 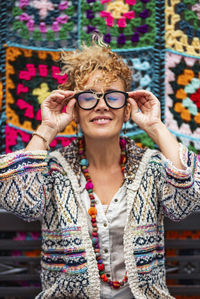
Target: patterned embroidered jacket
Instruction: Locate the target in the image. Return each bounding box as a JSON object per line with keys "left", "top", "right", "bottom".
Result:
{"left": 0, "top": 138, "right": 199, "bottom": 299}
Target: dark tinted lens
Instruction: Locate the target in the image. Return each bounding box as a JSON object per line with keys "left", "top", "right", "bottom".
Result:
{"left": 77, "top": 92, "right": 97, "bottom": 109}
{"left": 105, "top": 92, "right": 126, "bottom": 108}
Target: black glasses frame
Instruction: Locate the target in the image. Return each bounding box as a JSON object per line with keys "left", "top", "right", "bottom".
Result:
{"left": 74, "top": 90, "right": 129, "bottom": 110}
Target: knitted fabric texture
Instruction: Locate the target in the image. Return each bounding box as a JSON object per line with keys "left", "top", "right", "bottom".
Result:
{"left": 0, "top": 138, "right": 199, "bottom": 298}
{"left": 0, "top": 0, "right": 200, "bottom": 153}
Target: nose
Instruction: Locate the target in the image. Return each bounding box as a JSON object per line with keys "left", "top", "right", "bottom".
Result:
{"left": 94, "top": 95, "right": 109, "bottom": 111}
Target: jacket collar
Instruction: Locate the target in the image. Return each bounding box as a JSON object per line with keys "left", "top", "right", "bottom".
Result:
{"left": 58, "top": 137, "right": 147, "bottom": 185}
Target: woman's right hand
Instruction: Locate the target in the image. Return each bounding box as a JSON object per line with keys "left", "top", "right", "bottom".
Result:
{"left": 41, "top": 89, "right": 76, "bottom": 134}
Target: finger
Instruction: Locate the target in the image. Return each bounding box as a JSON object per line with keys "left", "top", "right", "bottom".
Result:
{"left": 52, "top": 89, "right": 74, "bottom": 96}
{"left": 49, "top": 90, "right": 75, "bottom": 103}
{"left": 65, "top": 98, "right": 76, "bottom": 115}
{"left": 128, "top": 90, "right": 158, "bottom": 102}
{"left": 127, "top": 97, "right": 139, "bottom": 114}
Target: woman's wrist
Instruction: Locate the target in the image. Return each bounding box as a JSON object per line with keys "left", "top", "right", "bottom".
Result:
{"left": 25, "top": 124, "right": 58, "bottom": 151}
{"left": 36, "top": 123, "right": 58, "bottom": 146}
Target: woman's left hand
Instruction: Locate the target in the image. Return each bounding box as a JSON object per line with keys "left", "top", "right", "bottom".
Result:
{"left": 128, "top": 90, "right": 162, "bottom": 133}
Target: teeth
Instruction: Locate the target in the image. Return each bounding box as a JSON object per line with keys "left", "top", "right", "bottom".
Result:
{"left": 94, "top": 118, "right": 109, "bottom": 123}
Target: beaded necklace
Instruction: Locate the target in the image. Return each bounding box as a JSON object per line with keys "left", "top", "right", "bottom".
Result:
{"left": 79, "top": 137, "right": 128, "bottom": 289}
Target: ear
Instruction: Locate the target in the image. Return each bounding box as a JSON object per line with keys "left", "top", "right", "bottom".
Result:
{"left": 124, "top": 102, "right": 131, "bottom": 122}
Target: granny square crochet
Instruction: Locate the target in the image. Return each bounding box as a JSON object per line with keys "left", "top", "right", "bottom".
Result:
{"left": 1, "top": 47, "right": 77, "bottom": 153}
{"left": 165, "top": 50, "right": 200, "bottom": 152}
{"left": 165, "top": 0, "right": 200, "bottom": 57}
{"left": 80, "top": 0, "right": 157, "bottom": 49}
{"left": 5, "top": 0, "right": 79, "bottom": 49}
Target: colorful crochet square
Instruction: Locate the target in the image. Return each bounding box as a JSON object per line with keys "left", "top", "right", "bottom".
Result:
{"left": 81, "top": 0, "right": 157, "bottom": 49}
{"left": 119, "top": 49, "right": 156, "bottom": 91}
{"left": 3, "top": 46, "right": 78, "bottom": 152}
{"left": 165, "top": 0, "right": 200, "bottom": 56}
{"left": 119, "top": 48, "right": 161, "bottom": 136}
{"left": 7, "top": 0, "right": 78, "bottom": 48}
{"left": 5, "top": 124, "right": 75, "bottom": 153}
{"left": 165, "top": 51, "right": 200, "bottom": 151}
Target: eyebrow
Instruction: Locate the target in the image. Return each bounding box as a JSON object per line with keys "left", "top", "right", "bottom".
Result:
{"left": 83, "top": 88, "right": 119, "bottom": 93}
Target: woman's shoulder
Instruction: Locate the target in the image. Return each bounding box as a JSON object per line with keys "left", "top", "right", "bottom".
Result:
{"left": 47, "top": 138, "right": 80, "bottom": 175}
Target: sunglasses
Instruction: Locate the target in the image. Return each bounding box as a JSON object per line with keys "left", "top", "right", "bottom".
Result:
{"left": 74, "top": 90, "right": 128, "bottom": 110}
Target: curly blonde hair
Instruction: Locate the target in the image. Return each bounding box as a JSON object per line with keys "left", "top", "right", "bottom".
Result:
{"left": 59, "top": 36, "right": 132, "bottom": 92}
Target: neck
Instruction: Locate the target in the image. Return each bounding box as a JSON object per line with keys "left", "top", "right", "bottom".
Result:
{"left": 83, "top": 136, "right": 122, "bottom": 169}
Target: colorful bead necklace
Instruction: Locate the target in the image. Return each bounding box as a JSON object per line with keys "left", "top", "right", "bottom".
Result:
{"left": 79, "top": 137, "right": 128, "bottom": 289}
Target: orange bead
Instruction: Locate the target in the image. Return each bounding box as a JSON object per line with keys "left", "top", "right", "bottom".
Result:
{"left": 88, "top": 207, "right": 97, "bottom": 216}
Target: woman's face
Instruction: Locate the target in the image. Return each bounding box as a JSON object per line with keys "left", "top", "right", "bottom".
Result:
{"left": 74, "top": 70, "right": 130, "bottom": 140}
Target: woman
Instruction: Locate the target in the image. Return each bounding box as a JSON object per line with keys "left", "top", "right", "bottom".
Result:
{"left": 0, "top": 37, "right": 199, "bottom": 299}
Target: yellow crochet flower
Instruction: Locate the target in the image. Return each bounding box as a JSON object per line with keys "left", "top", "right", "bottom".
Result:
{"left": 106, "top": 0, "right": 129, "bottom": 19}
{"left": 32, "top": 83, "right": 51, "bottom": 104}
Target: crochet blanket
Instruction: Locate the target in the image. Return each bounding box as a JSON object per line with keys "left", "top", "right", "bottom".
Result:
{"left": 0, "top": 0, "right": 200, "bottom": 153}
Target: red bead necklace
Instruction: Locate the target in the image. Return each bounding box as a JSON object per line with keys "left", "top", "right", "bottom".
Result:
{"left": 79, "top": 137, "right": 128, "bottom": 289}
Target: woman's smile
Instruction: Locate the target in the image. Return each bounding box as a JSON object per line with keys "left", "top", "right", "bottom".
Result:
{"left": 90, "top": 115, "right": 112, "bottom": 124}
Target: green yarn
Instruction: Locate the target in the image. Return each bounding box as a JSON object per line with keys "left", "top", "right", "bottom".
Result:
{"left": 146, "top": 1, "right": 156, "bottom": 10}
{"left": 110, "top": 40, "right": 117, "bottom": 48}
{"left": 19, "top": 27, "right": 29, "bottom": 39}
{"left": 92, "top": 2, "right": 104, "bottom": 12}
{"left": 91, "top": 18, "right": 105, "bottom": 26}
{"left": 183, "top": 0, "right": 197, "bottom": 5}
{"left": 81, "top": 2, "right": 90, "bottom": 11}
{"left": 13, "top": 21, "right": 24, "bottom": 31}
{"left": 184, "top": 9, "right": 198, "bottom": 22}
{"left": 98, "top": 24, "right": 107, "bottom": 34}
{"left": 130, "top": 18, "right": 142, "bottom": 27}
{"left": 33, "top": 29, "right": 42, "bottom": 41}
{"left": 81, "top": 17, "right": 89, "bottom": 26}
{"left": 46, "top": 30, "right": 55, "bottom": 42}
{"left": 65, "top": 6, "right": 75, "bottom": 16}
{"left": 63, "top": 21, "right": 74, "bottom": 31}
{"left": 124, "top": 24, "right": 133, "bottom": 35}
{"left": 59, "top": 29, "right": 68, "bottom": 40}
{"left": 12, "top": 7, "right": 22, "bottom": 17}
{"left": 132, "top": 2, "right": 143, "bottom": 13}
{"left": 146, "top": 17, "right": 156, "bottom": 27}
{"left": 110, "top": 26, "right": 120, "bottom": 37}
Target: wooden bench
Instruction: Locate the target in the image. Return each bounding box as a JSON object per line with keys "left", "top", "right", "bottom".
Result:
{"left": 0, "top": 210, "right": 200, "bottom": 298}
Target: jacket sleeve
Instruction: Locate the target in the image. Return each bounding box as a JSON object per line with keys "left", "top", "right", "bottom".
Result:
{"left": 158, "top": 143, "right": 200, "bottom": 221}
{"left": 0, "top": 150, "right": 53, "bottom": 221}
